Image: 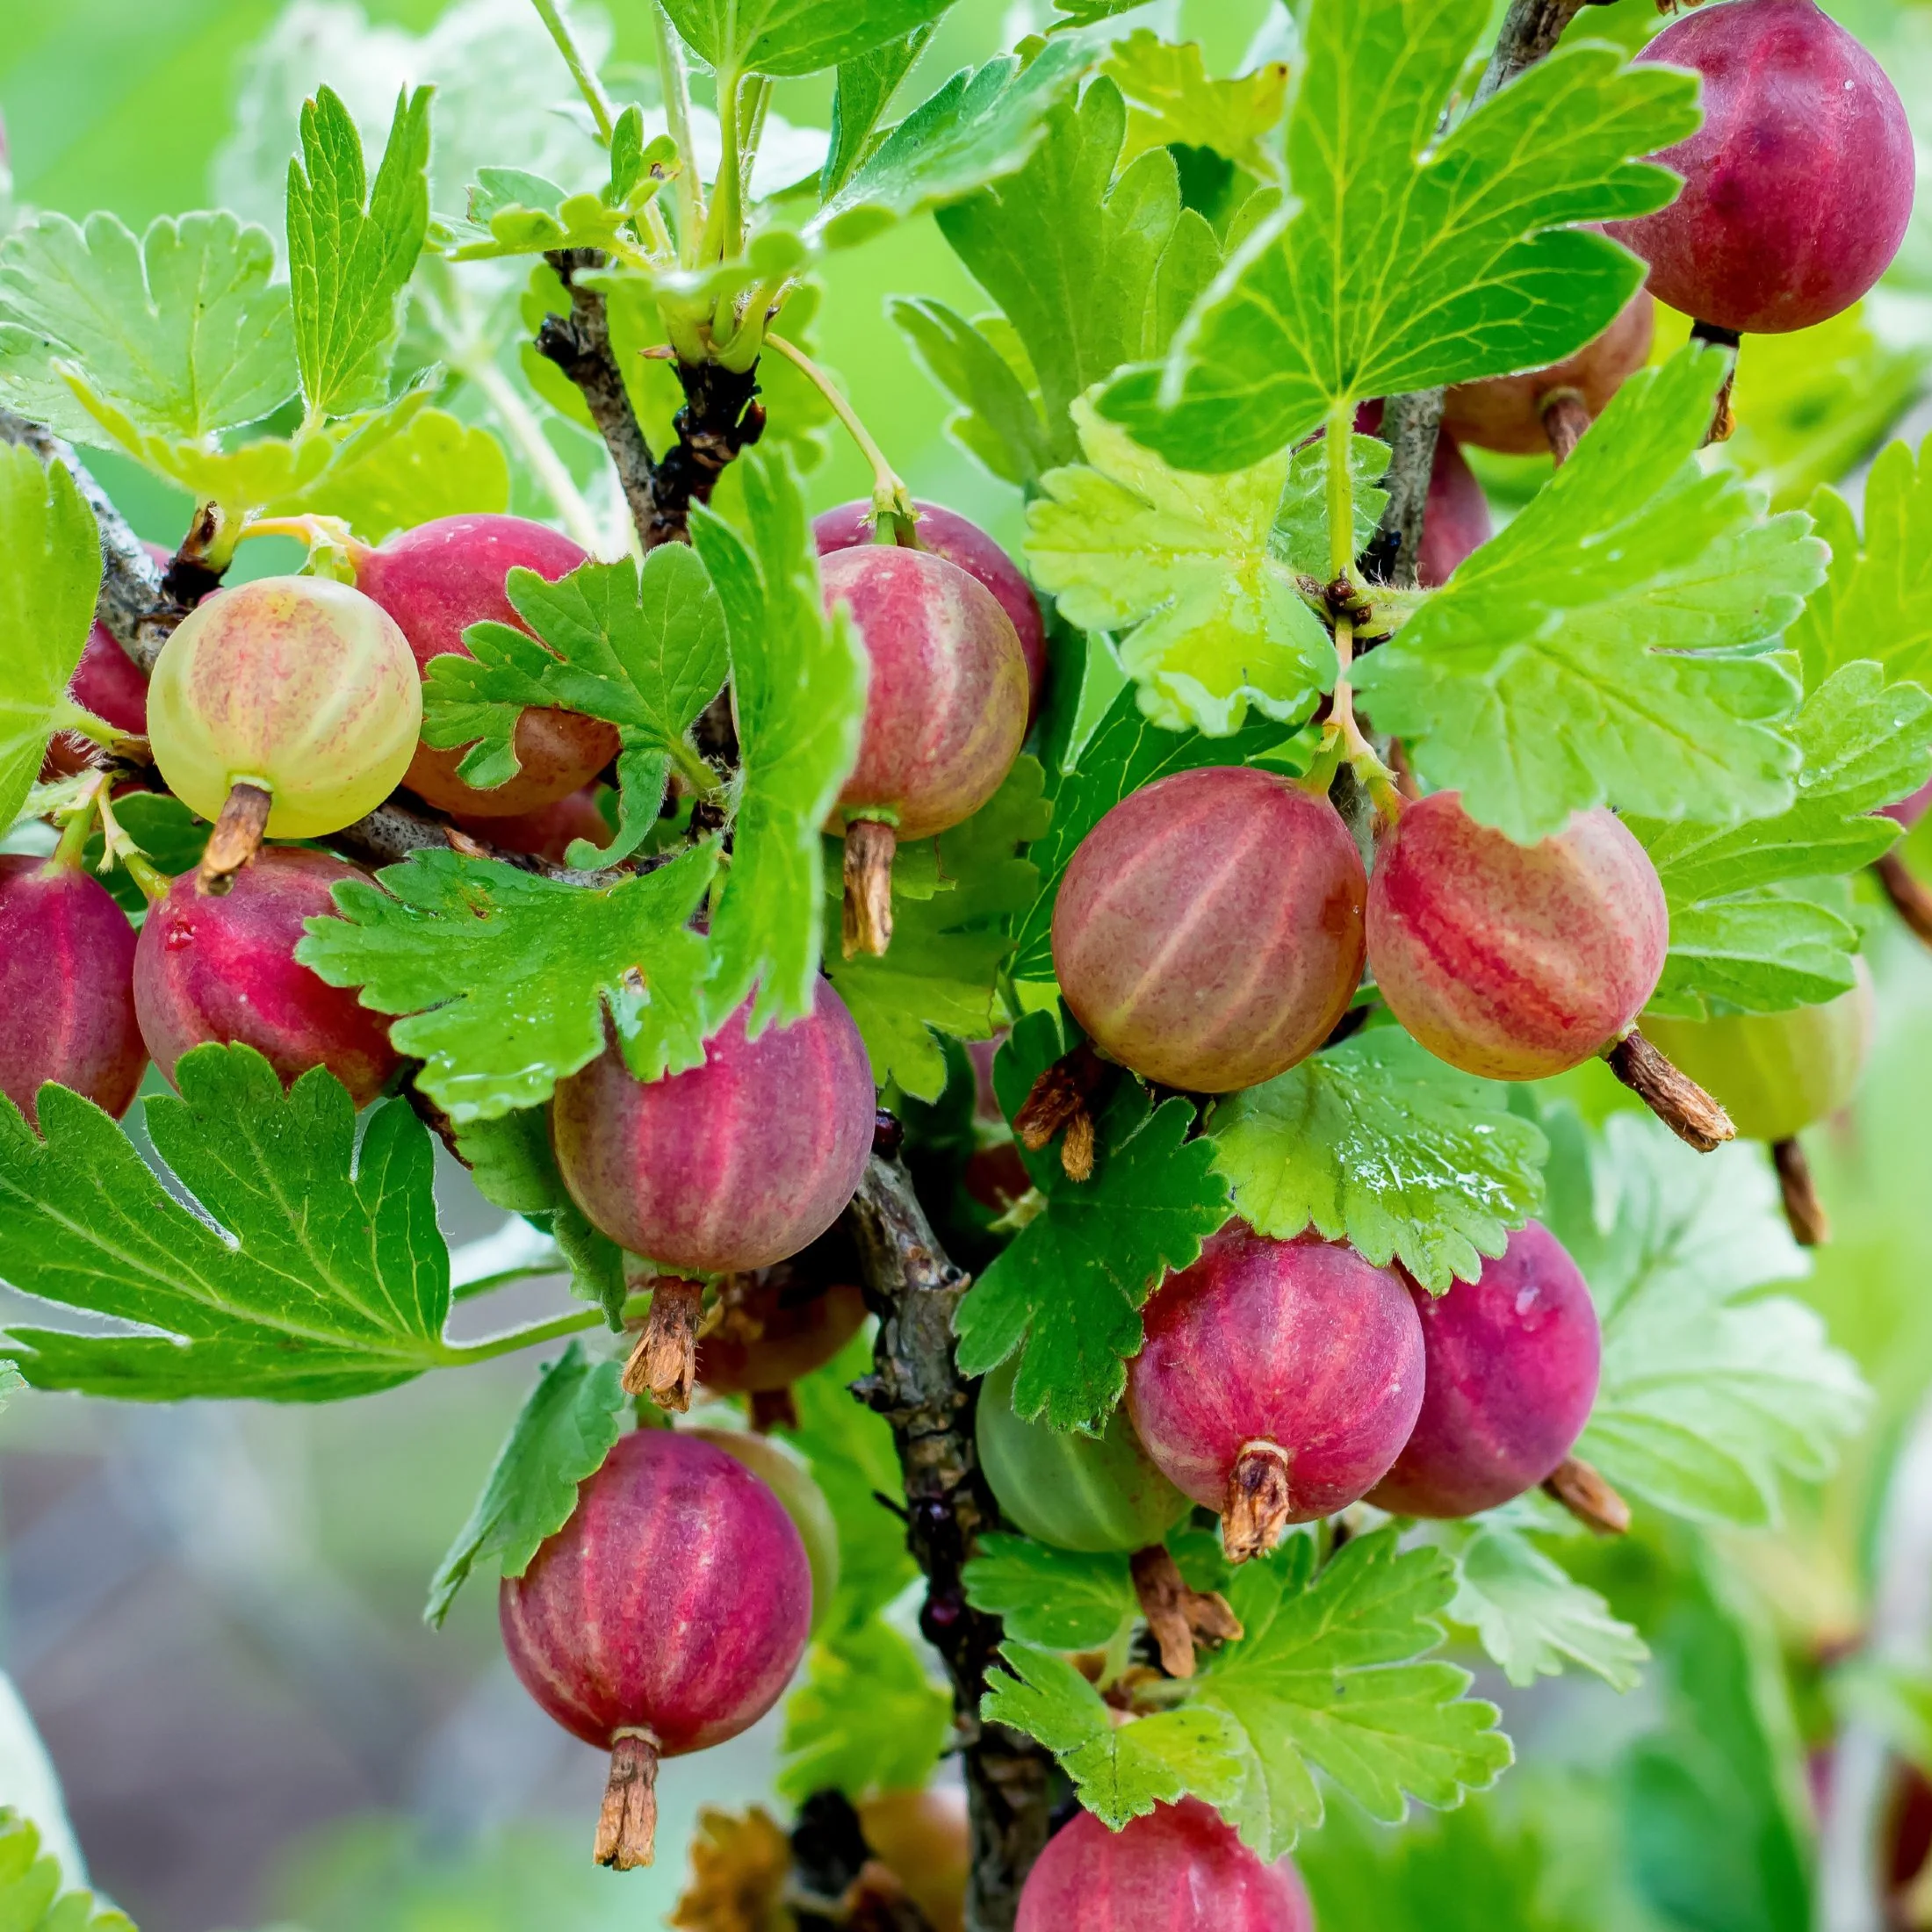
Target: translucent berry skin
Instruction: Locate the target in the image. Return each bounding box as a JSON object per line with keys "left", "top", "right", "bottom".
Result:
{"left": 451, "top": 785, "right": 612, "bottom": 864}
{"left": 1015, "top": 1799, "right": 1313, "bottom": 1932}
{"left": 689, "top": 1428, "right": 841, "bottom": 1635}
{"left": 977, "top": 1354, "right": 1190, "bottom": 1554}
{"left": 1366, "top": 792, "right": 1669, "bottom": 1081}
{"left": 696, "top": 1274, "right": 869, "bottom": 1394}
{"left": 1641, "top": 966, "right": 1874, "bottom": 1142}
{"left": 1442, "top": 291, "right": 1654, "bottom": 456}
{"left": 821, "top": 546, "right": 1029, "bottom": 840}
{"left": 814, "top": 500, "right": 1049, "bottom": 713}
{"left": 0, "top": 857, "right": 145, "bottom": 1127}
{"left": 1051, "top": 765, "right": 1366, "bottom": 1093}
{"left": 500, "top": 1429, "right": 811, "bottom": 1757}
{"left": 857, "top": 1789, "right": 970, "bottom": 1932}
{"left": 149, "top": 574, "right": 421, "bottom": 837}
{"left": 1128, "top": 1226, "right": 1425, "bottom": 1522}
{"left": 1368, "top": 1222, "right": 1601, "bottom": 1519}
{"left": 1607, "top": 0, "right": 1914, "bottom": 335}
{"left": 551, "top": 982, "right": 876, "bottom": 1275}
{"left": 133, "top": 847, "right": 402, "bottom": 1107}
{"left": 355, "top": 514, "right": 620, "bottom": 818}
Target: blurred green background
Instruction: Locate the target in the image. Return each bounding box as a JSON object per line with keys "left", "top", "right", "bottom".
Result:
{"left": 1, "top": 1, "right": 1931, "bottom": 1928}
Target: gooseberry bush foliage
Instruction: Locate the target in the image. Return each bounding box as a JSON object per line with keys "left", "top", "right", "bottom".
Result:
{"left": 0, "top": 0, "right": 1924, "bottom": 1922}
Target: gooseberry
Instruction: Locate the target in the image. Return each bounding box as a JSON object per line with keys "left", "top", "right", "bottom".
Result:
{"left": 1359, "top": 401, "right": 1492, "bottom": 587}
{"left": 551, "top": 981, "right": 875, "bottom": 1275}
{"left": 1607, "top": 0, "right": 1914, "bottom": 335}
{"left": 1127, "top": 1225, "right": 1424, "bottom": 1560}
{"left": 1368, "top": 1222, "right": 1602, "bottom": 1519}
{"left": 500, "top": 1428, "right": 811, "bottom": 1868}
{"left": 814, "top": 499, "right": 1049, "bottom": 714}
{"left": 42, "top": 619, "right": 152, "bottom": 779}
{"left": 688, "top": 1427, "right": 841, "bottom": 1633}
{"left": 1050, "top": 765, "right": 1366, "bottom": 1093}
{"left": 1015, "top": 1799, "right": 1313, "bottom": 1932}
{"left": 856, "top": 1788, "right": 970, "bottom": 1932}
{"left": 451, "top": 785, "right": 614, "bottom": 865}
{"left": 976, "top": 1354, "right": 1190, "bottom": 1554}
{"left": 0, "top": 856, "right": 145, "bottom": 1128}
{"left": 821, "top": 544, "right": 1029, "bottom": 954}
{"left": 355, "top": 514, "right": 620, "bottom": 818}
{"left": 1881, "top": 776, "right": 1932, "bottom": 831}
{"left": 1442, "top": 291, "right": 1654, "bottom": 458}
{"left": 133, "top": 847, "right": 403, "bottom": 1107}
{"left": 1640, "top": 967, "right": 1874, "bottom": 1143}
{"left": 147, "top": 574, "right": 421, "bottom": 838}
{"left": 1366, "top": 791, "right": 1669, "bottom": 1081}
{"left": 696, "top": 1266, "right": 869, "bottom": 1402}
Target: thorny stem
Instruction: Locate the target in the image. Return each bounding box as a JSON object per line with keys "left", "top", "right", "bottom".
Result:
{"left": 764, "top": 335, "right": 916, "bottom": 530}
{"left": 529, "top": 0, "right": 617, "bottom": 145}
{"left": 652, "top": 2, "right": 704, "bottom": 264}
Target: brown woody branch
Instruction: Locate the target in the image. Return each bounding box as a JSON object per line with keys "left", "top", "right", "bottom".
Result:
{"left": 843, "top": 1136, "right": 1054, "bottom": 1932}
{"left": 537, "top": 249, "right": 766, "bottom": 553}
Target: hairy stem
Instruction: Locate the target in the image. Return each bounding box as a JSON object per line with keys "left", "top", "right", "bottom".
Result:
{"left": 530, "top": 0, "right": 617, "bottom": 144}
{"left": 844, "top": 1143, "right": 1054, "bottom": 1932}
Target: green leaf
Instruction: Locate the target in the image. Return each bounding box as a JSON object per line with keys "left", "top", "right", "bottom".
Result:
{"left": 1351, "top": 347, "right": 1818, "bottom": 842}
{"left": 778, "top": 1617, "right": 953, "bottom": 1803}
{"left": 1206, "top": 1029, "right": 1546, "bottom": 1295}
{"left": 812, "top": 40, "right": 1092, "bottom": 251}
{"left": 824, "top": 756, "right": 1048, "bottom": 1099}
{"left": 287, "top": 85, "right": 432, "bottom": 421}
{"left": 1429, "top": 1518, "right": 1647, "bottom": 1692}
{"left": 421, "top": 548, "right": 726, "bottom": 861}
{"left": 890, "top": 296, "right": 1055, "bottom": 488}
{"left": 451, "top": 1107, "right": 626, "bottom": 1324}
{"left": 1634, "top": 662, "right": 1932, "bottom": 1017}
{"left": 954, "top": 1010, "right": 1231, "bottom": 1431}
{"left": 934, "top": 77, "right": 1224, "bottom": 468}
{"left": 0, "top": 1809, "right": 133, "bottom": 1931}
{"left": 295, "top": 845, "right": 717, "bottom": 1125}
{"left": 1274, "top": 431, "right": 1390, "bottom": 580}
{"left": 1011, "top": 682, "right": 1292, "bottom": 985}
{"left": 1098, "top": 0, "right": 1695, "bottom": 470}
{"left": 690, "top": 445, "right": 867, "bottom": 1033}
{"left": 1026, "top": 394, "right": 1334, "bottom": 736}
{"left": 273, "top": 402, "right": 509, "bottom": 543}
{"left": 983, "top": 1642, "right": 1248, "bottom": 1827}
{"left": 0, "top": 210, "right": 294, "bottom": 445}
{"left": 1196, "top": 1527, "right": 1512, "bottom": 1859}
{"left": 425, "top": 1342, "right": 626, "bottom": 1626}
{"left": 0, "top": 445, "right": 101, "bottom": 833}
{"left": 1790, "top": 432, "right": 1932, "bottom": 692}
{"left": 1101, "top": 30, "right": 1289, "bottom": 181}
{"left": 820, "top": 26, "right": 937, "bottom": 203}
{"left": 663, "top": 0, "right": 960, "bottom": 79}
{"left": 1, "top": 1047, "right": 452, "bottom": 1402}
{"left": 1571, "top": 1113, "right": 1870, "bottom": 1529}
{"left": 962, "top": 1532, "right": 1137, "bottom": 1651}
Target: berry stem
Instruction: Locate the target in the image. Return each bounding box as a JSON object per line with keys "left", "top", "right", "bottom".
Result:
{"left": 529, "top": 0, "right": 618, "bottom": 146}
{"left": 624, "top": 1276, "right": 706, "bottom": 1409}
{"left": 197, "top": 782, "right": 273, "bottom": 897}
{"left": 1222, "top": 1439, "right": 1294, "bottom": 1563}
{"left": 1542, "top": 1453, "right": 1632, "bottom": 1536}
{"left": 763, "top": 335, "right": 917, "bottom": 535}
{"left": 1691, "top": 320, "right": 1741, "bottom": 444}
{"left": 841, "top": 818, "right": 898, "bottom": 959}
{"left": 1773, "top": 1135, "right": 1830, "bottom": 1246}
{"left": 1540, "top": 386, "right": 1592, "bottom": 466}
{"left": 594, "top": 1727, "right": 661, "bottom": 1869}
{"left": 1875, "top": 848, "right": 1932, "bottom": 948}
{"left": 1604, "top": 1027, "right": 1736, "bottom": 1152}
{"left": 43, "top": 774, "right": 102, "bottom": 875}
{"left": 1128, "top": 1544, "right": 1243, "bottom": 1679}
